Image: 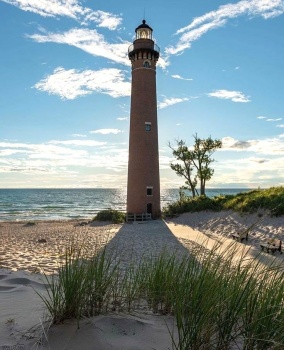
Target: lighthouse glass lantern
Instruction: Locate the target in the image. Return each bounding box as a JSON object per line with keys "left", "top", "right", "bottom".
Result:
{"left": 135, "top": 20, "right": 153, "bottom": 40}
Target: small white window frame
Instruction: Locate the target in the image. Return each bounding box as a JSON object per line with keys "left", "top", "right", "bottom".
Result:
{"left": 145, "top": 122, "right": 151, "bottom": 132}
{"left": 147, "top": 186, "right": 153, "bottom": 196}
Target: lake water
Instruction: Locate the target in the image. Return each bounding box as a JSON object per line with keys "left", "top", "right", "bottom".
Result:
{"left": 0, "top": 188, "right": 251, "bottom": 221}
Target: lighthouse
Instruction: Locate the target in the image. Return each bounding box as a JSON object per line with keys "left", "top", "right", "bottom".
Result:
{"left": 126, "top": 20, "right": 161, "bottom": 219}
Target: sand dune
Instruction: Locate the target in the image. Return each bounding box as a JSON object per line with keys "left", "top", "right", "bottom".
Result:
{"left": 0, "top": 211, "right": 283, "bottom": 349}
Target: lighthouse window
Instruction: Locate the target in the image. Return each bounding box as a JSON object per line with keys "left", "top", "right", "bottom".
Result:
{"left": 145, "top": 122, "right": 151, "bottom": 131}
{"left": 147, "top": 187, "right": 153, "bottom": 196}
{"left": 143, "top": 61, "right": 150, "bottom": 68}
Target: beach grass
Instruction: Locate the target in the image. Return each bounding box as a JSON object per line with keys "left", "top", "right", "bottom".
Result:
{"left": 37, "top": 241, "right": 120, "bottom": 327}
{"left": 38, "top": 236, "right": 284, "bottom": 349}
{"left": 163, "top": 186, "right": 284, "bottom": 217}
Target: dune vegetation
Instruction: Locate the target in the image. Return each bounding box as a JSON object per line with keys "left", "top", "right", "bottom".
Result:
{"left": 163, "top": 186, "right": 284, "bottom": 217}
{"left": 39, "top": 238, "right": 284, "bottom": 349}
{"left": 36, "top": 186, "right": 284, "bottom": 349}
{"left": 92, "top": 209, "right": 125, "bottom": 223}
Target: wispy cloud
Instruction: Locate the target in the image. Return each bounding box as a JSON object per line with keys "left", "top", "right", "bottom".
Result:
{"left": 266, "top": 118, "right": 282, "bottom": 122}
{"left": 0, "top": 141, "right": 88, "bottom": 158}
{"left": 2, "top": 0, "right": 122, "bottom": 29}
{"left": 81, "top": 10, "right": 122, "bottom": 29}
{"left": 49, "top": 140, "right": 106, "bottom": 146}
{"left": 257, "top": 116, "right": 282, "bottom": 122}
{"left": 34, "top": 67, "right": 131, "bottom": 99}
{"left": 71, "top": 134, "right": 86, "bottom": 137}
{"left": 277, "top": 124, "right": 284, "bottom": 128}
{"left": 158, "top": 97, "right": 189, "bottom": 109}
{"left": 166, "top": 0, "right": 284, "bottom": 55}
{"left": 90, "top": 129, "right": 123, "bottom": 135}
{"left": 249, "top": 157, "right": 268, "bottom": 164}
{"left": 117, "top": 117, "right": 128, "bottom": 121}
{"left": 208, "top": 89, "right": 250, "bottom": 103}
{"left": 28, "top": 28, "right": 130, "bottom": 65}
{"left": 171, "top": 74, "right": 193, "bottom": 81}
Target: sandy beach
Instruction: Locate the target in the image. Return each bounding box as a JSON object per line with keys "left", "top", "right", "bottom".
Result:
{"left": 1, "top": 211, "right": 284, "bottom": 349}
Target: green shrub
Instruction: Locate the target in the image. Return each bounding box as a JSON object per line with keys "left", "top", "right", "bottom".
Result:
{"left": 163, "top": 195, "right": 222, "bottom": 217}
{"left": 163, "top": 186, "right": 284, "bottom": 217}
{"left": 93, "top": 209, "right": 125, "bottom": 223}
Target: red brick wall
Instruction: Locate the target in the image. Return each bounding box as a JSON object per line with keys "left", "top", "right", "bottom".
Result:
{"left": 127, "top": 39, "right": 161, "bottom": 218}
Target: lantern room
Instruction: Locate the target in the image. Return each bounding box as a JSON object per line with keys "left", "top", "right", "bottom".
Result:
{"left": 135, "top": 20, "right": 153, "bottom": 40}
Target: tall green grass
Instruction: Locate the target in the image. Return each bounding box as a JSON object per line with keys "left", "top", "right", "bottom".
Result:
{"left": 39, "top": 239, "right": 284, "bottom": 349}
{"left": 163, "top": 186, "right": 284, "bottom": 217}
{"left": 38, "top": 241, "right": 120, "bottom": 327}
{"left": 221, "top": 187, "right": 284, "bottom": 216}
{"left": 171, "top": 243, "right": 284, "bottom": 350}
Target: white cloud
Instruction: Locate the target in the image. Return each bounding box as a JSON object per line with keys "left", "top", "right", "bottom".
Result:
{"left": 211, "top": 157, "right": 284, "bottom": 187}
{"left": 277, "top": 124, "right": 284, "bottom": 128}
{"left": 28, "top": 28, "right": 130, "bottom": 65}
{"left": 2, "top": 0, "right": 122, "bottom": 29}
{"left": 0, "top": 141, "right": 88, "bottom": 159}
{"left": 49, "top": 140, "right": 106, "bottom": 146}
{"left": 222, "top": 136, "right": 284, "bottom": 155}
{"left": 34, "top": 67, "right": 131, "bottom": 99}
{"left": 208, "top": 89, "right": 250, "bottom": 103}
{"left": 166, "top": 0, "right": 284, "bottom": 55}
{"left": 171, "top": 74, "right": 193, "bottom": 81}
{"left": 71, "top": 134, "right": 86, "bottom": 137}
{"left": 0, "top": 140, "right": 128, "bottom": 176}
{"left": 158, "top": 97, "right": 189, "bottom": 109}
{"left": 90, "top": 129, "right": 123, "bottom": 135}
{"left": 117, "top": 117, "right": 128, "bottom": 121}
{"left": 81, "top": 10, "right": 122, "bottom": 29}
{"left": 258, "top": 116, "right": 283, "bottom": 122}
{"left": 157, "top": 56, "right": 169, "bottom": 70}
{"left": 0, "top": 149, "right": 31, "bottom": 156}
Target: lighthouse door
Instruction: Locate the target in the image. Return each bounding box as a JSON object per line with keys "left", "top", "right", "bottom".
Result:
{"left": 147, "top": 203, "right": 152, "bottom": 215}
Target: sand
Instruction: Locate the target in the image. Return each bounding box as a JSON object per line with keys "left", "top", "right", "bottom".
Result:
{"left": 0, "top": 211, "right": 283, "bottom": 349}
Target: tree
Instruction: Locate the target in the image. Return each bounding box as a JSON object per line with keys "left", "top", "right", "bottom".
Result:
{"left": 169, "top": 134, "right": 222, "bottom": 197}
{"left": 191, "top": 134, "right": 222, "bottom": 195}
{"left": 168, "top": 139, "right": 198, "bottom": 197}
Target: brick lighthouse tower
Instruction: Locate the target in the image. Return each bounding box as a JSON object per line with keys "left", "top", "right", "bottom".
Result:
{"left": 127, "top": 20, "right": 161, "bottom": 219}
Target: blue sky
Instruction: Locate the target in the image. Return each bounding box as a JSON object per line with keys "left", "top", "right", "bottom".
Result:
{"left": 0, "top": 0, "right": 284, "bottom": 189}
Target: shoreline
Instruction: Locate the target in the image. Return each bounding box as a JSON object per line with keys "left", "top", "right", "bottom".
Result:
{"left": 0, "top": 188, "right": 254, "bottom": 222}
{"left": 1, "top": 211, "right": 284, "bottom": 273}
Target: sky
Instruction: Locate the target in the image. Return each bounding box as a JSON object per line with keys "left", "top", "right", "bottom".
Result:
{"left": 0, "top": 0, "right": 284, "bottom": 190}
